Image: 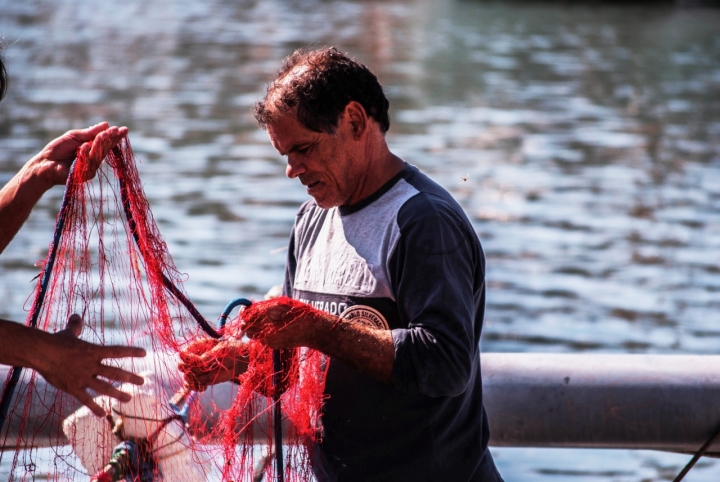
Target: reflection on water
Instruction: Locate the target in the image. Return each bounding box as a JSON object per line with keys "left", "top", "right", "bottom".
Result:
{"left": 0, "top": 0, "right": 719, "bottom": 479}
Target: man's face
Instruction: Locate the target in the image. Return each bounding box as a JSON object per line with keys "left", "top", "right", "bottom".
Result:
{"left": 267, "top": 110, "right": 362, "bottom": 209}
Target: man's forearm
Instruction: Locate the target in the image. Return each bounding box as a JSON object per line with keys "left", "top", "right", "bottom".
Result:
{"left": 0, "top": 319, "right": 52, "bottom": 370}
{"left": 0, "top": 161, "right": 51, "bottom": 254}
{"left": 304, "top": 313, "right": 395, "bottom": 384}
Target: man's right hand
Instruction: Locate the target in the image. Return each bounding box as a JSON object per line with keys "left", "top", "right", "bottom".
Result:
{"left": 178, "top": 338, "right": 249, "bottom": 392}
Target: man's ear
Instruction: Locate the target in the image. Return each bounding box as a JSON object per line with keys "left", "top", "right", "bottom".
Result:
{"left": 344, "top": 101, "right": 368, "bottom": 139}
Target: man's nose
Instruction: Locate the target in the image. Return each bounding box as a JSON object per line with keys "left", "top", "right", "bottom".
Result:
{"left": 286, "top": 155, "right": 306, "bottom": 179}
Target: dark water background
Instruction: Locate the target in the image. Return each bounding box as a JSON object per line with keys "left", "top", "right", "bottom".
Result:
{"left": 1, "top": 0, "right": 719, "bottom": 480}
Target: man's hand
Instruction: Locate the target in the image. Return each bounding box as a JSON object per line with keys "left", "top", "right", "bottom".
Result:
{"left": 240, "top": 297, "right": 323, "bottom": 350}
{"left": 242, "top": 297, "right": 395, "bottom": 385}
{"left": 33, "top": 315, "right": 146, "bottom": 417}
{"left": 29, "top": 122, "right": 128, "bottom": 188}
{"left": 178, "top": 338, "right": 249, "bottom": 392}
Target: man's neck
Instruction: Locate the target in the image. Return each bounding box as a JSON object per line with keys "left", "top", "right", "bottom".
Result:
{"left": 343, "top": 139, "right": 405, "bottom": 207}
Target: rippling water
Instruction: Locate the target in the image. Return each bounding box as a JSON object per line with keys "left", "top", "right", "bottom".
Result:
{"left": 1, "top": 0, "right": 719, "bottom": 480}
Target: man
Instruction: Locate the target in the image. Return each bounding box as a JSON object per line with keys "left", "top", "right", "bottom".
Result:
{"left": 180, "top": 48, "right": 502, "bottom": 481}
{"left": 0, "top": 54, "right": 146, "bottom": 417}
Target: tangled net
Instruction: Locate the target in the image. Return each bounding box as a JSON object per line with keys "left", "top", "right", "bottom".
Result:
{"left": 0, "top": 139, "right": 328, "bottom": 481}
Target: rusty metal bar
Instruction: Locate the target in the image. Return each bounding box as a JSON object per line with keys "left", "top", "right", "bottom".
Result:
{"left": 482, "top": 353, "right": 720, "bottom": 455}
{"left": 3, "top": 353, "right": 720, "bottom": 454}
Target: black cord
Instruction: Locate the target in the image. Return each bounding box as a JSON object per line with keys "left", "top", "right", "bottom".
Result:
{"left": 0, "top": 160, "right": 78, "bottom": 435}
{"left": 115, "top": 145, "right": 285, "bottom": 478}
{"left": 673, "top": 421, "right": 720, "bottom": 482}
{"left": 115, "top": 154, "right": 220, "bottom": 339}
{"left": 273, "top": 350, "right": 285, "bottom": 482}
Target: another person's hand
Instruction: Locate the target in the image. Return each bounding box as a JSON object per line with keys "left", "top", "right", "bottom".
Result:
{"left": 178, "top": 338, "right": 248, "bottom": 392}
{"left": 28, "top": 122, "right": 128, "bottom": 188}
{"left": 35, "top": 314, "right": 146, "bottom": 417}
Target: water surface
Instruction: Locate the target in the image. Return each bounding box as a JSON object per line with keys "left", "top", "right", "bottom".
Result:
{"left": 1, "top": 0, "right": 719, "bottom": 480}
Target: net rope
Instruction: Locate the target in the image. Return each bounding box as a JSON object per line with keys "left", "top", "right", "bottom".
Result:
{"left": 0, "top": 139, "right": 328, "bottom": 481}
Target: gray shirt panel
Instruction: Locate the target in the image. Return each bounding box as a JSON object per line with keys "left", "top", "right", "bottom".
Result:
{"left": 293, "top": 179, "right": 419, "bottom": 301}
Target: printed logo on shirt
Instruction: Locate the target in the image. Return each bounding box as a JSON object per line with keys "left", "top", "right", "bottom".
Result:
{"left": 339, "top": 305, "right": 390, "bottom": 330}
{"left": 298, "top": 299, "right": 348, "bottom": 316}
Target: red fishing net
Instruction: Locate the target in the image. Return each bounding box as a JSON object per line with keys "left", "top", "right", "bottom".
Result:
{"left": 0, "top": 140, "right": 328, "bottom": 481}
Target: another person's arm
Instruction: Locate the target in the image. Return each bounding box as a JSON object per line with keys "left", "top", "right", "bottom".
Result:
{"left": 0, "top": 315, "right": 146, "bottom": 416}
{"left": 0, "top": 122, "right": 127, "bottom": 254}
{"left": 0, "top": 122, "right": 142, "bottom": 415}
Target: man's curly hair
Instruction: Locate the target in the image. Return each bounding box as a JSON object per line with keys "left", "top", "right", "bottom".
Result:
{"left": 254, "top": 47, "right": 390, "bottom": 134}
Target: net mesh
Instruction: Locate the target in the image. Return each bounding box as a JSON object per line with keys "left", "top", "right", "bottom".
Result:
{"left": 0, "top": 139, "right": 328, "bottom": 481}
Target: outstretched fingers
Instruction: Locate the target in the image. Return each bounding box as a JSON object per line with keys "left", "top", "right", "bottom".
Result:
{"left": 98, "top": 344, "right": 147, "bottom": 360}
{"left": 87, "top": 377, "right": 132, "bottom": 403}
{"left": 97, "top": 364, "right": 145, "bottom": 386}
{"left": 76, "top": 390, "right": 106, "bottom": 418}
{"left": 72, "top": 361, "right": 140, "bottom": 415}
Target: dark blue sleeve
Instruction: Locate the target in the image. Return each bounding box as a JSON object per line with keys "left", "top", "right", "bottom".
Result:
{"left": 390, "top": 193, "right": 484, "bottom": 398}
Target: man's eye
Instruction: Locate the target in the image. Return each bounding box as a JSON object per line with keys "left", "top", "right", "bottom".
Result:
{"left": 297, "top": 146, "right": 311, "bottom": 155}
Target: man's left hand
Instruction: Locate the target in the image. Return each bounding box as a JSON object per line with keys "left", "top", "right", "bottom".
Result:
{"left": 241, "top": 297, "right": 325, "bottom": 350}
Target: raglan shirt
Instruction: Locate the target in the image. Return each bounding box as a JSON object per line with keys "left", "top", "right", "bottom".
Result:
{"left": 283, "top": 163, "right": 499, "bottom": 482}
